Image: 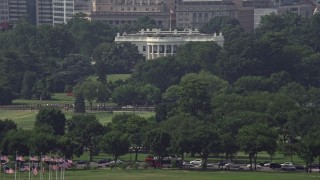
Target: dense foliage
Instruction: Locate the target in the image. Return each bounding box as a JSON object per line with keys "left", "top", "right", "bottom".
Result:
{"left": 0, "top": 13, "right": 320, "bottom": 170}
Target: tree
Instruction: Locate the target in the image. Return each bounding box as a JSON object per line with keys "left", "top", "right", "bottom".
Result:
{"left": 132, "top": 56, "right": 190, "bottom": 92}
{"left": 99, "top": 130, "right": 130, "bottom": 162}
{"left": 1, "top": 129, "right": 31, "bottom": 156}
{"left": 73, "top": 80, "right": 106, "bottom": 109}
{"left": 20, "top": 71, "right": 37, "bottom": 99}
{"left": 145, "top": 129, "right": 171, "bottom": 168}
{"left": 0, "top": 119, "right": 17, "bottom": 144}
{"left": 296, "top": 131, "right": 319, "bottom": 172}
{"left": 177, "top": 71, "right": 228, "bottom": 120}
{"left": 74, "top": 93, "right": 85, "bottom": 113}
{"left": 176, "top": 41, "right": 222, "bottom": 73}
{"left": 189, "top": 123, "right": 220, "bottom": 169}
{"left": 28, "top": 131, "right": 58, "bottom": 155}
{"left": 67, "top": 114, "right": 105, "bottom": 161}
{"left": 109, "top": 113, "right": 149, "bottom": 162}
{"left": 93, "top": 43, "right": 143, "bottom": 74}
{"left": 237, "top": 123, "right": 277, "bottom": 171}
{"left": 35, "top": 108, "right": 66, "bottom": 136}
{"left": 0, "top": 86, "right": 15, "bottom": 105}
{"left": 126, "top": 115, "right": 149, "bottom": 161}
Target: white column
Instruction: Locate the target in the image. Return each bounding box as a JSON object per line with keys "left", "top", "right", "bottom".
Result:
{"left": 156, "top": 0, "right": 158, "bottom": 4}
{"left": 157, "top": 45, "right": 160, "bottom": 58}
{"left": 171, "top": 45, "right": 174, "bottom": 55}
{"left": 140, "top": 0, "right": 143, "bottom": 5}
{"left": 147, "top": 45, "right": 150, "bottom": 60}
{"left": 132, "top": 0, "right": 135, "bottom": 5}
{"left": 125, "top": 0, "right": 127, "bottom": 5}
{"left": 151, "top": 45, "right": 154, "bottom": 59}
{"left": 148, "top": 0, "right": 150, "bottom": 5}
{"left": 164, "top": 45, "right": 167, "bottom": 57}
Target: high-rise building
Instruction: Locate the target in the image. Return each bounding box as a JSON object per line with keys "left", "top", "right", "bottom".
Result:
{"left": 0, "top": 0, "right": 9, "bottom": 22}
{"left": 90, "top": 0, "right": 175, "bottom": 29}
{"left": 52, "top": 0, "right": 74, "bottom": 25}
{"left": 175, "top": 0, "right": 238, "bottom": 29}
{"left": 36, "top": 0, "right": 53, "bottom": 25}
{"left": 8, "top": 0, "right": 28, "bottom": 23}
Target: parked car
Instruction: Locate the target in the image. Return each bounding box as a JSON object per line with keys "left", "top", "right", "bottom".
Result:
{"left": 74, "top": 160, "right": 89, "bottom": 169}
{"left": 107, "top": 160, "right": 124, "bottom": 167}
{"left": 269, "top": 162, "right": 281, "bottom": 169}
{"left": 207, "top": 162, "right": 214, "bottom": 167}
{"left": 218, "top": 160, "right": 230, "bottom": 169}
{"left": 247, "top": 163, "right": 262, "bottom": 169}
{"left": 190, "top": 159, "right": 202, "bottom": 166}
{"left": 281, "top": 162, "right": 294, "bottom": 166}
{"left": 97, "top": 158, "right": 112, "bottom": 168}
{"left": 257, "top": 162, "right": 269, "bottom": 167}
{"left": 281, "top": 164, "right": 296, "bottom": 171}
{"left": 293, "top": 164, "right": 305, "bottom": 170}
{"left": 182, "top": 161, "right": 193, "bottom": 167}
{"left": 224, "top": 163, "right": 240, "bottom": 170}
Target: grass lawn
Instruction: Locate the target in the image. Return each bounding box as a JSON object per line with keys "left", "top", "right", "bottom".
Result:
{"left": 0, "top": 110, "right": 155, "bottom": 129}
{"left": 2, "top": 169, "right": 320, "bottom": 180}
{"left": 87, "top": 74, "right": 131, "bottom": 82}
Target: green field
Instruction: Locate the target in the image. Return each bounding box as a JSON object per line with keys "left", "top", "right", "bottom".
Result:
{"left": 0, "top": 110, "right": 155, "bottom": 129}
{"left": 1, "top": 169, "right": 319, "bottom": 180}
{"left": 87, "top": 74, "right": 131, "bottom": 82}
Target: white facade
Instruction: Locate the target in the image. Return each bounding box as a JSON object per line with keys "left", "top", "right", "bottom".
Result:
{"left": 53, "top": 0, "right": 74, "bottom": 25}
{"left": 115, "top": 29, "right": 224, "bottom": 60}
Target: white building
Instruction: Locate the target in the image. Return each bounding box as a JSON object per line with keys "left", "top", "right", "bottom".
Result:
{"left": 115, "top": 28, "right": 224, "bottom": 60}
{"left": 53, "top": 0, "right": 74, "bottom": 25}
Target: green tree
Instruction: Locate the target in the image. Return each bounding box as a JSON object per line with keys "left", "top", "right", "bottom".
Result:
{"left": 74, "top": 80, "right": 105, "bottom": 109}
{"left": 100, "top": 130, "right": 130, "bottom": 162}
{"left": 238, "top": 123, "right": 277, "bottom": 171}
{"left": 35, "top": 108, "right": 66, "bottom": 135}
{"left": 0, "top": 119, "right": 17, "bottom": 145}
{"left": 145, "top": 129, "right": 171, "bottom": 167}
{"left": 20, "top": 71, "right": 37, "bottom": 99}
{"left": 1, "top": 129, "right": 31, "bottom": 156}
{"left": 177, "top": 71, "right": 228, "bottom": 120}
{"left": 28, "top": 131, "right": 58, "bottom": 155}
{"left": 67, "top": 114, "right": 105, "bottom": 161}
{"left": 74, "top": 93, "right": 85, "bottom": 113}
{"left": 0, "top": 86, "right": 15, "bottom": 105}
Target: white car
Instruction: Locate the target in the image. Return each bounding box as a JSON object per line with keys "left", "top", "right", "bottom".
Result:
{"left": 247, "top": 164, "right": 262, "bottom": 169}
{"left": 224, "top": 163, "right": 240, "bottom": 170}
{"left": 190, "top": 159, "right": 202, "bottom": 166}
{"left": 281, "top": 162, "right": 294, "bottom": 166}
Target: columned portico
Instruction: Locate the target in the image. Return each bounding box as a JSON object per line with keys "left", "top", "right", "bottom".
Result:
{"left": 115, "top": 29, "right": 224, "bottom": 60}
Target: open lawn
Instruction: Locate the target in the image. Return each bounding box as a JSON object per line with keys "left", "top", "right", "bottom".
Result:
{"left": 87, "top": 74, "right": 131, "bottom": 82}
{"left": 0, "top": 110, "right": 155, "bottom": 129}
{"left": 2, "top": 169, "right": 320, "bottom": 180}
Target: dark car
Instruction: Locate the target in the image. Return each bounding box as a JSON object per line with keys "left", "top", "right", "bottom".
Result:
{"left": 218, "top": 161, "right": 229, "bottom": 169}
{"left": 270, "top": 162, "right": 281, "bottom": 169}
{"left": 97, "top": 158, "right": 112, "bottom": 168}
{"left": 258, "top": 162, "right": 269, "bottom": 166}
{"left": 293, "top": 164, "right": 305, "bottom": 170}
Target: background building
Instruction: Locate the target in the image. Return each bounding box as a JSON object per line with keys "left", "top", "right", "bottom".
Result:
{"left": 175, "top": 0, "right": 238, "bottom": 29}
{"left": 90, "top": 0, "right": 175, "bottom": 28}
{"left": 36, "top": 0, "right": 53, "bottom": 25}
{"left": 52, "top": 0, "right": 74, "bottom": 25}
{"left": 8, "top": 0, "right": 28, "bottom": 23}
{"left": 0, "top": 0, "right": 9, "bottom": 23}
